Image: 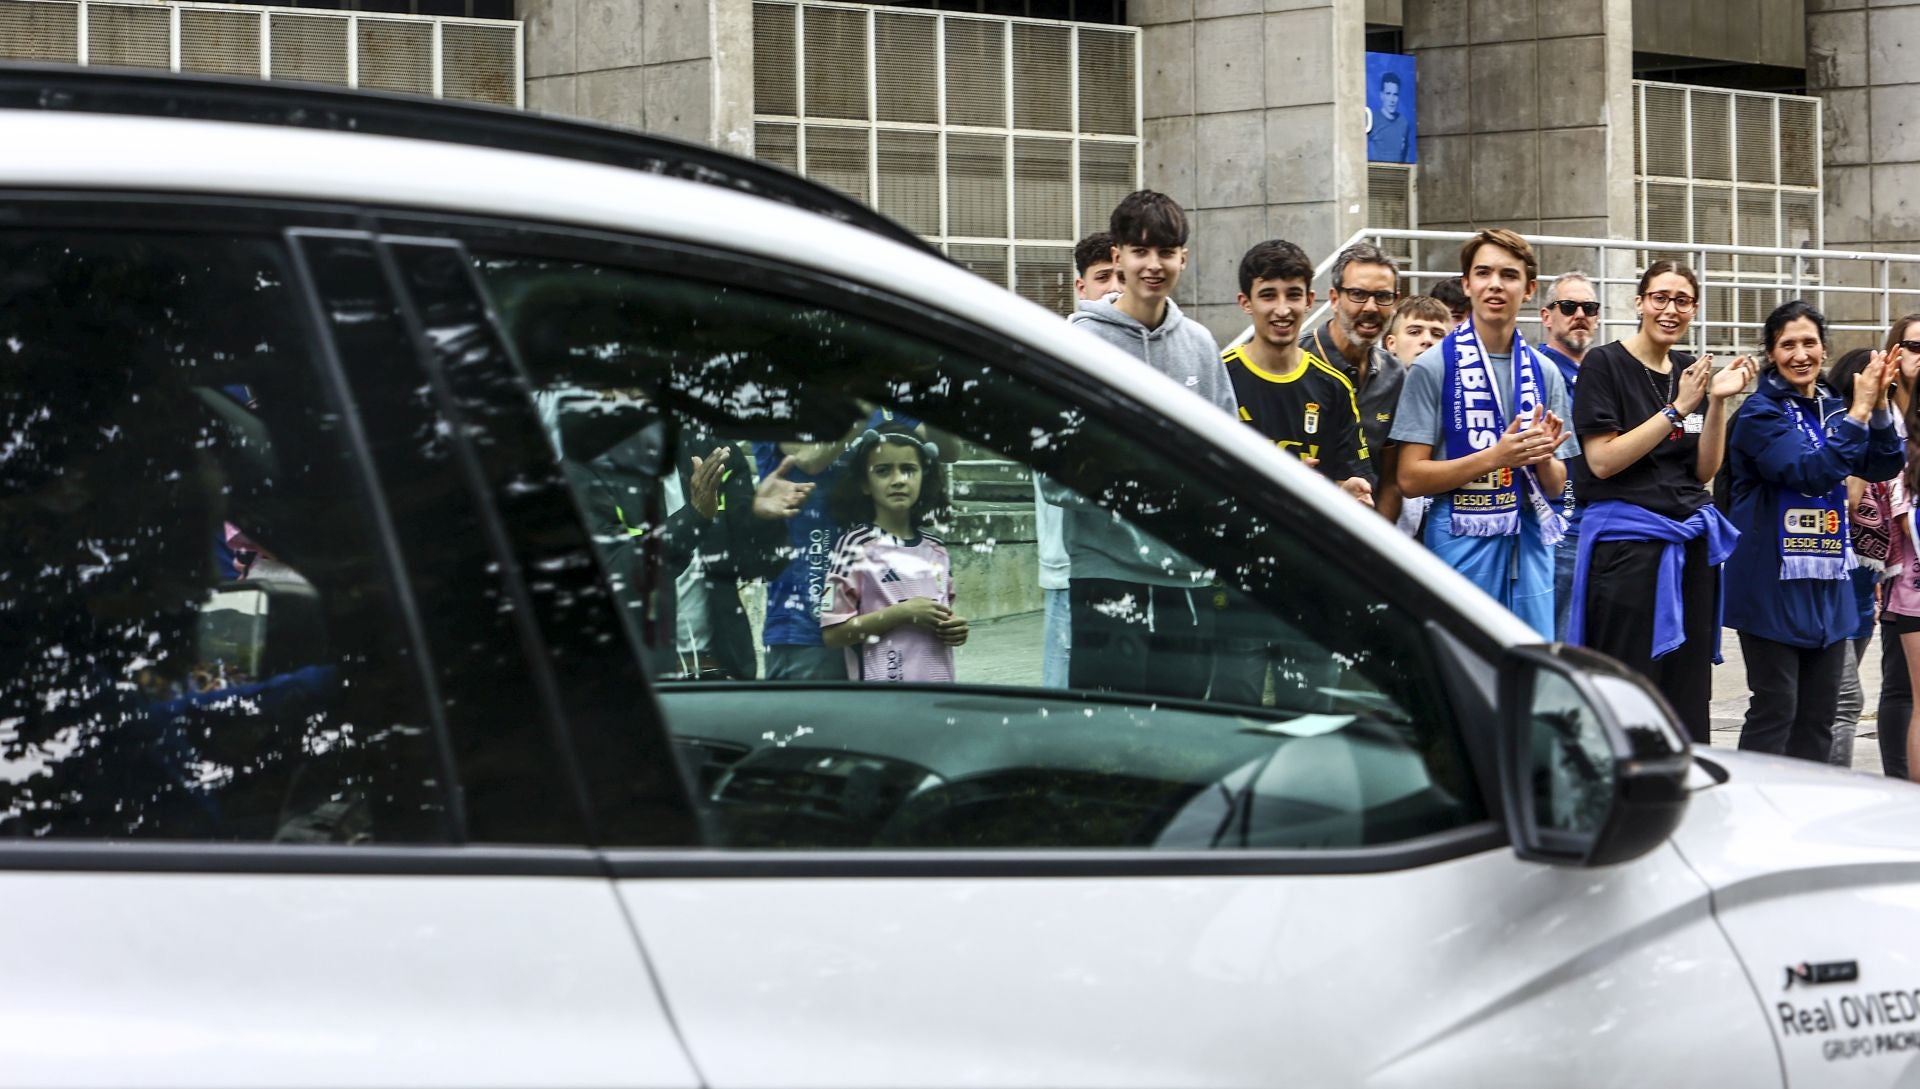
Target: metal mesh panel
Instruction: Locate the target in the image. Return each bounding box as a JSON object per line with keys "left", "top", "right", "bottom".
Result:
{"left": 1691, "top": 187, "right": 1732, "bottom": 272}
{"left": 755, "top": 122, "right": 798, "bottom": 171}
{"left": 88, "top": 3, "right": 171, "bottom": 69}
{"left": 753, "top": 3, "right": 796, "bottom": 116}
{"left": 1689, "top": 90, "right": 1731, "bottom": 182}
{"left": 1736, "top": 188, "right": 1778, "bottom": 275}
{"left": 441, "top": 21, "right": 517, "bottom": 106}
{"left": 1782, "top": 190, "right": 1819, "bottom": 249}
{"left": 1736, "top": 96, "right": 1776, "bottom": 184}
{"left": 269, "top": 13, "right": 349, "bottom": 86}
{"left": 1012, "top": 22, "right": 1069, "bottom": 132}
{"left": 803, "top": 6, "right": 869, "bottom": 121}
{"left": 874, "top": 12, "right": 935, "bottom": 124}
{"left": 1780, "top": 98, "right": 1820, "bottom": 188}
{"left": 0, "top": 0, "right": 78, "bottom": 62}
{"left": 804, "top": 124, "right": 870, "bottom": 202}
{"left": 1367, "top": 163, "right": 1413, "bottom": 263}
{"left": 1643, "top": 181, "right": 1689, "bottom": 244}
{"left": 1640, "top": 83, "right": 1686, "bottom": 177}
{"left": 1013, "top": 137, "right": 1070, "bottom": 239}
{"left": 877, "top": 129, "right": 940, "bottom": 235}
{"left": 1077, "top": 141, "right": 1135, "bottom": 235}
{"left": 180, "top": 7, "right": 260, "bottom": 76}
{"left": 948, "top": 242, "right": 1009, "bottom": 289}
{"left": 1077, "top": 27, "right": 1133, "bottom": 136}
{"left": 946, "top": 132, "right": 1007, "bottom": 237}
{"left": 357, "top": 17, "right": 433, "bottom": 95}
{"left": 1015, "top": 245, "right": 1075, "bottom": 316}
{"left": 944, "top": 17, "right": 1005, "bottom": 128}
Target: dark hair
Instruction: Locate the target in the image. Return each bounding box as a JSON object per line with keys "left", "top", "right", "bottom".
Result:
{"left": 1330, "top": 242, "right": 1397, "bottom": 291}
{"left": 1458, "top": 227, "right": 1537, "bottom": 282}
{"left": 1381, "top": 72, "right": 1401, "bottom": 90}
{"left": 1109, "top": 190, "right": 1188, "bottom": 248}
{"left": 1762, "top": 299, "right": 1828, "bottom": 357}
{"left": 1237, "top": 239, "right": 1313, "bottom": 297}
{"left": 1431, "top": 277, "right": 1468, "bottom": 314}
{"left": 1635, "top": 260, "right": 1699, "bottom": 297}
{"left": 827, "top": 423, "right": 948, "bottom": 533}
{"left": 1827, "top": 348, "right": 1874, "bottom": 399}
{"left": 1885, "top": 312, "right": 1920, "bottom": 353}
{"left": 1073, "top": 232, "right": 1116, "bottom": 276}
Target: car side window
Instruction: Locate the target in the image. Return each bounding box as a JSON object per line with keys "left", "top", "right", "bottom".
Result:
{"left": 0, "top": 229, "right": 451, "bottom": 843}
{"left": 472, "top": 249, "right": 1484, "bottom": 853}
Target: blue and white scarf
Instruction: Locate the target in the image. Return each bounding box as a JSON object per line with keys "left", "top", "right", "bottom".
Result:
{"left": 1777, "top": 397, "right": 1854, "bottom": 581}
{"left": 1440, "top": 320, "right": 1566, "bottom": 544}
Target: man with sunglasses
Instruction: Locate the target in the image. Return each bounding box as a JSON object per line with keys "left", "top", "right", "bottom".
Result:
{"left": 1540, "top": 272, "right": 1599, "bottom": 639}
{"left": 1304, "top": 242, "right": 1409, "bottom": 521}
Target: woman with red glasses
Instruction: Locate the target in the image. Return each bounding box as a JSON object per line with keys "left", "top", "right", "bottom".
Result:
{"left": 1565, "top": 261, "right": 1755, "bottom": 742}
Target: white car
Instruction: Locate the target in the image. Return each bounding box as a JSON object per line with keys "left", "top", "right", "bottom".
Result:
{"left": 1, "top": 64, "right": 1918, "bottom": 1089}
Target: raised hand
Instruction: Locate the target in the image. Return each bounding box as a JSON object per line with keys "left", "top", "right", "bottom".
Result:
{"left": 1854, "top": 351, "right": 1892, "bottom": 417}
{"left": 688, "top": 445, "right": 729, "bottom": 519}
{"left": 752, "top": 454, "right": 817, "bottom": 521}
{"left": 1495, "top": 406, "right": 1556, "bottom": 468}
{"left": 1709, "top": 354, "right": 1757, "bottom": 400}
{"left": 1674, "top": 354, "right": 1713, "bottom": 415}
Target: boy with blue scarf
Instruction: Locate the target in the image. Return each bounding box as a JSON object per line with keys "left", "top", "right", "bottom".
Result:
{"left": 1391, "top": 229, "right": 1575, "bottom": 637}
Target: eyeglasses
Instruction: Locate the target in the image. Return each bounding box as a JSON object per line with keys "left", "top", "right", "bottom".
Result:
{"left": 1642, "top": 291, "right": 1697, "bottom": 314}
{"left": 1333, "top": 286, "right": 1398, "bottom": 307}
{"left": 1547, "top": 300, "right": 1600, "bottom": 317}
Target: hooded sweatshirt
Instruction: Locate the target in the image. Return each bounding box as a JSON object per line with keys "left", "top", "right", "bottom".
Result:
{"left": 1045, "top": 296, "right": 1237, "bottom": 585}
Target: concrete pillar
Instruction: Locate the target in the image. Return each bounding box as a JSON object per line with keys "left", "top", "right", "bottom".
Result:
{"left": 1133, "top": 0, "right": 1368, "bottom": 342}
{"left": 1808, "top": 0, "right": 1920, "bottom": 346}
{"left": 1402, "top": 0, "right": 1636, "bottom": 280}
{"left": 519, "top": 0, "right": 753, "bottom": 158}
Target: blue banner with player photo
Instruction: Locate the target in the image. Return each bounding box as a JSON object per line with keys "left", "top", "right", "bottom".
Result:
{"left": 1365, "top": 52, "right": 1417, "bottom": 164}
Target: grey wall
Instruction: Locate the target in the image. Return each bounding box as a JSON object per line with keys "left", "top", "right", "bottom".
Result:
{"left": 1133, "top": 0, "right": 1369, "bottom": 341}
{"left": 1808, "top": 0, "right": 1920, "bottom": 340}
{"left": 1634, "top": 0, "right": 1805, "bottom": 68}
{"left": 520, "top": 0, "right": 753, "bottom": 157}
{"left": 1402, "top": 0, "right": 1637, "bottom": 277}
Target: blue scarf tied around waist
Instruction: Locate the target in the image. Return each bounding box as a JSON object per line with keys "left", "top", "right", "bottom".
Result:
{"left": 1568, "top": 499, "right": 1740, "bottom": 662}
{"left": 1440, "top": 320, "right": 1566, "bottom": 545}
{"left": 1777, "top": 399, "right": 1855, "bottom": 581}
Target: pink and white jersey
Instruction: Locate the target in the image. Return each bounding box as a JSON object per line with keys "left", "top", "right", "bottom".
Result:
{"left": 820, "top": 524, "right": 957, "bottom": 683}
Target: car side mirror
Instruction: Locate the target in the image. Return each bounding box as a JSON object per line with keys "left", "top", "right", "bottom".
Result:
{"left": 1498, "top": 645, "right": 1691, "bottom": 867}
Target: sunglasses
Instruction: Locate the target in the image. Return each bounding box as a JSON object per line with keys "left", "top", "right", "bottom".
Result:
{"left": 1899, "top": 339, "right": 1920, "bottom": 354}
{"left": 1547, "top": 300, "right": 1600, "bottom": 317}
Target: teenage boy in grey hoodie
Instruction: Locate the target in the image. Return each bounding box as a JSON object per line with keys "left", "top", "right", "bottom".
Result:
{"left": 1048, "top": 190, "right": 1237, "bottom": 699}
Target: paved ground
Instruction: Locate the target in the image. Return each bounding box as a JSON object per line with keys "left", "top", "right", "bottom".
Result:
{"left": 956, "top": 611, "right": 1896, "bottom": 777}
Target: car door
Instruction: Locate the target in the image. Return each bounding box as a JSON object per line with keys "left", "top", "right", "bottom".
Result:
{"left": 0, "top": 200, "right": 698, "bottom": 1088}
{"left": 425, "top": 212, "right": 1783, "bottom": 1088}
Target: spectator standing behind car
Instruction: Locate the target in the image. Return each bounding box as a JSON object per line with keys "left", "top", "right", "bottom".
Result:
{"left": 1383, "top": 296, "right": 1451, "bottom": 537}
{"left": 1431, "top": 277, "right": 1470, "bottom": 328}
{"left": 1725, "top": 302, "right": 1901, "bottom": 763}
{"left": 1033, "top": 232, "right": 1121, "bottom": 688}
{"left": 1538, "top": 271, "right": 1599, "bottom": 641}
{"left": 1301, "top": 243, "right": 1410, "bottom": 522}
{"left": 1046, "top": 190, "right": 1235, "bottom": 700}
{"left": 1871, "top": 314, "right": 1920, "bottom": 778}
{"left": 1827, "top": 348, "right": 1887, "bottom": 766}
{"left": 1393, "top": 228, "right": 1574, "bottom": 638}
{"left": 821, "top": 425, "right": 965, "bottom": 681}
{"left": 1566, "top": 262, "right": 1754, "bottom": 743}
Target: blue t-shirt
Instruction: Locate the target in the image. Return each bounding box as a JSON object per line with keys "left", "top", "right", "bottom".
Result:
{"left": 1391, "top": 348, "right": 1578, "bottom": 465}
{"left": 1538, "top": 344, "right": 1584, "bottom": 535}
{"left": 756, "top": 409, "right": 918, "bottom": 647}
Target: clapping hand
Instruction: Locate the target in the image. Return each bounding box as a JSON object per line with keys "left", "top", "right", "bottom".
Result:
{"left": 751, "top": 455, "right": 816, "bottom": 520}
{"left": 688, "top": 446, "right": 730, "bottom": 519}
{"left": 1710, "top": 355, "right": 1757, "bottom": 400}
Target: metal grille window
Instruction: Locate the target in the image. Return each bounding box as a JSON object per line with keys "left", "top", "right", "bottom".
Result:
{"left": 754, "top": 0, "right": 1141, "bottom": 315}
{"left": 0, "top": 0, "right": 522, "bottom": 107}
{"left": 1634, "top": 80, "right": 1822, "bottom": 336}
{"left": 1366, "top": 163, "right": 1414, "bottom": 265}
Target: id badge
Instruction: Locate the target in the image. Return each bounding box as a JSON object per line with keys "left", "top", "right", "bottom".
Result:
{"left": 1683, "top": 413, "right": 1705, "bottom": 434}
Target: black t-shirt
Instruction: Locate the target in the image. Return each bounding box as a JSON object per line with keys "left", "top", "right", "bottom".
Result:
{"left": 1222, "top": 343, "right": 1369, "bottom": 483}
{"left": 1570, "top": 340, "right": 1712, "bottom": 520}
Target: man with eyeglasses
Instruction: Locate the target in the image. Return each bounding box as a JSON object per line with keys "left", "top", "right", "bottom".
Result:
{"left": 1540, "top": 272, "right": 1599, "bottom": 640}
{"left": 1303, "top": 242, "right": 1409, "bottom": 521}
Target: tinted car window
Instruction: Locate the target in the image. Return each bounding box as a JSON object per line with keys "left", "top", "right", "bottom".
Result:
{"left": 0, "top": 230, "right": 450, "bottom": 842}
{"left": 473, "top": 251, "right": 1483, "bottom": 852}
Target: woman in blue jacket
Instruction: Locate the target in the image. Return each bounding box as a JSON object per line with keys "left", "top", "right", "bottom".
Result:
{"left": 1727, "top": 301, "right": 1903, "bottom": 761}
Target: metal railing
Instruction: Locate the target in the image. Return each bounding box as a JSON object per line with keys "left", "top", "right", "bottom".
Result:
{"left": 1262, "top": 228, "right": 1920, "bottom": 355}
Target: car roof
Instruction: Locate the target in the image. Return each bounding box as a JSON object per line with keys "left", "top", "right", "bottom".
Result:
{"left": 0, "top": 64, "right": 1539, "bottom": 651}
{"left": 0, "top": 63, "right": 934, "bottom": 254}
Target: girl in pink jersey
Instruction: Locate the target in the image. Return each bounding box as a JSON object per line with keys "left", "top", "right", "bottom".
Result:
{"left": 820, "top": 426, "right": 968, "bottom": 682}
